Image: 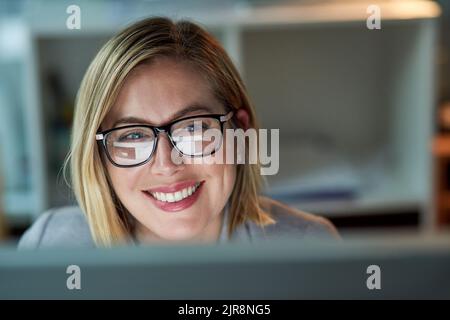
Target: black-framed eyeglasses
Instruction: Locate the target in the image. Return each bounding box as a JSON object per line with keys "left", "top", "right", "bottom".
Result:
{"left": 95, "top": 111, "right": 234, "bottom": 168}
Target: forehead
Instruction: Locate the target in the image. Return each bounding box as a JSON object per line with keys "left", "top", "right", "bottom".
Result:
{"left": 104, "top": 58, "right": 223, "bottom": 127}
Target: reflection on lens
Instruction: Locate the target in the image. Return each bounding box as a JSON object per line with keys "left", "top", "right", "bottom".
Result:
{"left": 171, "top": 118, "right": 222, "bottom": 156}
{"left": 106, "top": 127, "right": 155, "bottom": 165}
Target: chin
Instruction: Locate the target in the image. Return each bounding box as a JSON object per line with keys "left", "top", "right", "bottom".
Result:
{"left": 147, "top": 221, "right": 208, "bottom": 243}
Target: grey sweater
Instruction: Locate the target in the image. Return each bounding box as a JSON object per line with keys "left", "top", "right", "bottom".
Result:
{"left": 18, "top": 197, "right": 339, "bottom": 249}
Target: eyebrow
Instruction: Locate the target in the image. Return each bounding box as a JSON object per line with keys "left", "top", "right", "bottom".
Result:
{"left": 111, "top": 104, "right": 216, "bottom": 128}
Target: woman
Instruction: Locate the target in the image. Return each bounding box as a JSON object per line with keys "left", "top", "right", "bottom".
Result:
{"left": 19, "top": 17, "right": 338, "bottom": 248}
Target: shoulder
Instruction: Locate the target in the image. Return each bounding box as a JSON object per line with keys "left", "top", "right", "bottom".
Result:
{"left": 17, "top": 206, "right": 95, "bottom": 249}
{"left": 248, "top": 196, "right": 340, "bottom": 241}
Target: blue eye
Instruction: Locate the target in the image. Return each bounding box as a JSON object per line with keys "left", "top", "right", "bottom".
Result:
{"left": 119, "top": 131, "right": 147, "bottom": 142}
{"left": 186, "top": 123, "right": 209, "bottom": 132}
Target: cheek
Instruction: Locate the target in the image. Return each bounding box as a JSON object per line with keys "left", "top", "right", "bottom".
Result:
{"left": 223, "top": 164, "right": 236, "bottom": 188}
{"left": 202, "top": 162, "right": 236, "bottom": 198}
{"left": 106, "top": 163, "right": 142, "bottom": 196}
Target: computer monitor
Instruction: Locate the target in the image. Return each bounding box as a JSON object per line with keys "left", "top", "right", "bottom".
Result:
{"left": 1, "top": 234, "right": 449, "bottom": 299}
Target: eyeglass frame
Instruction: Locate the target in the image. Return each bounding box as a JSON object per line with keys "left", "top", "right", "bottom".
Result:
{"left": 95, "top": 111, "right": 234, "bottom": 168}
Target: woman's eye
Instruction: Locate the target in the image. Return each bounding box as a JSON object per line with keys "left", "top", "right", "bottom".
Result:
{"left": 186, "top": 123, "right": 209, "bottom": 132}
{"left": 119, "top": 131, "right": 146, "bottom": 141}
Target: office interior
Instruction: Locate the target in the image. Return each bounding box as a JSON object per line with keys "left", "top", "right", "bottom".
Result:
{"left": 1, "top": 0, "right": 450, "bottom": 244}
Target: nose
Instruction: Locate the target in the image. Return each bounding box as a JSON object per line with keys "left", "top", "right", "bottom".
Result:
{"left": 149, "top": 133, "right": 183, "bottom": 176}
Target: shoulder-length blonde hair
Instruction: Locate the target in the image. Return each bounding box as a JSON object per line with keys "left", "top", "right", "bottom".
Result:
{"left": 67, "top": 17, "right": 274, "bottom": 246}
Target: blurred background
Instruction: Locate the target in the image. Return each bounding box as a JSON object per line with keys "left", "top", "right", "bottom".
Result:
{"left": 0, "top": 0, "right": 449, "bottom": 244}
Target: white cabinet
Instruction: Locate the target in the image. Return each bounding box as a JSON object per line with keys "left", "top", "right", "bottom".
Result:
{"left": 0, "top": 18, "right": 47, "bottom": 224}
{"left": 234, "top": 1, "right": 440, "bottom": 231}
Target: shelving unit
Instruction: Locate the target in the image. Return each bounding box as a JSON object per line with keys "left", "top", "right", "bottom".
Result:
{"left": 0, "top": 18, "right": 47, "bottom": 226}
{"left": 242, "top": 14, "right": 439, "bottom": 231}
{"left": 433, "top": 134, "right": 450, "bottom": 226}
{"left": 1, "top": 0, "right": 441, "bottom": 231}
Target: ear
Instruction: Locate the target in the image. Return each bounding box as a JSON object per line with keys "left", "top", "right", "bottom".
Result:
{"left": 235, "top": 108, "right": 250, "bottom": 130}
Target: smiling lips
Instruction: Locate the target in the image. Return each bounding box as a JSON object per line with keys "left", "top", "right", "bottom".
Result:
{"left": 148, "top": 182, "right": 201, "bottom": 202}
{"left": 142, "top": 180, "right": 203, "bottom": 212}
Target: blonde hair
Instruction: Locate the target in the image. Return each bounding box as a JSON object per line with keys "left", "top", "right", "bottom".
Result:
{"left": 67, "top": 17, "right": 274, "bottom": 246}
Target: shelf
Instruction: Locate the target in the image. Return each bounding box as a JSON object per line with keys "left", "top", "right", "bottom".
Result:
{"left": 268, "top": 168, "right": 428, "bottom": 217}
{"left": 25, "top": 0, "right": 441, "bottom": 36}
{"left": 201, "top": 0, "right": 441, "bottom": 28}
{"left": 286, "top": 191, "right": 422, "bottom": 218}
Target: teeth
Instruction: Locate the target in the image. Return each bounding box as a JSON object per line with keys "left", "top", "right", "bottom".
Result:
{"left": 166, "top": 193, "right": 175, "bottom": 202}
{"left": 149, "top": 182, "right": 200, "bottom": 202}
